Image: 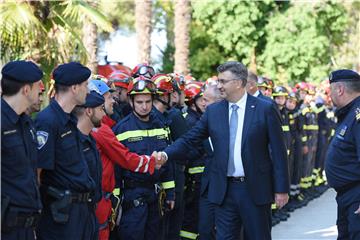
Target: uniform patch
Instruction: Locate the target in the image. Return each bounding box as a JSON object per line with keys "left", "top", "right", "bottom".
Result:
{"left": 3, "top": 129, "right": 17, "bottom": 135}
{"left": 37, "top": 131, "right": 49, "bottom": 149}
{"left": 61, "top": 130, "right": 72, "bottom": 138}
{"left": 356, "top": 108, "right": 360, "bottom": 121}
{"left": 339, "top": 126, "right": 347, "bottom": 137}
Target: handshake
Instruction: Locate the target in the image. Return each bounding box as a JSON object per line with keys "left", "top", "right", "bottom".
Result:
{"left": 151, "top": 151, "right": 168, "bottom": 170}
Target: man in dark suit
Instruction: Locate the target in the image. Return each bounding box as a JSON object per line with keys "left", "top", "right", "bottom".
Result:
{"left": 159, "top": 61, "right": 289, "bottom": 239}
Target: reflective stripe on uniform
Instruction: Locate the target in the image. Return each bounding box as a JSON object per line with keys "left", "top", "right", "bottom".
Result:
{"left": 302, "top": 136, "right": 308, "bottom": 142}
{"left": 180, "top": 230, "right": 198, "bottom": 239}
{"left": 307, "top": 125, "right": 319, "bottom": 130}
{"left": 161, "top": 181, "right": 175, "bottom": 189}
{"left": 113, "top": 188, "right": 120, "bottom": 196}
{"left": 116, "top": 128, "right": 169, "bottom": 141}
{"left": 282, "top": 125, "right": 290, "bottom": 131}
{"left": 188, "top": 166, "right": 205, "bottom": 174}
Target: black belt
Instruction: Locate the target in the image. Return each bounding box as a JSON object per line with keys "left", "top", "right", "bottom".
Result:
{"left": 71, "top": 192, "right": 92, "bottom": 203}
{"left": 123, "top": 179, "right": 155, "bottom": 190}
{"left": 122, "top": 196, "right": 152, "bottom": 211}
{"left": 3, "top": 211, "right": 40, "bottom": 228}
{"left": 227, "top": 176, "right": 246, "bottom": 182}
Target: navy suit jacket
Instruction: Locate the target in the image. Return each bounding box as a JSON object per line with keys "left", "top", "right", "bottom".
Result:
{"left": 165, "top": 94, "right": 289, "bottom": 205}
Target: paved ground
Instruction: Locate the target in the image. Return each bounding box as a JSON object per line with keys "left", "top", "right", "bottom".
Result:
{"left": 272, "top": 188, "right": 338, "bottom": 240}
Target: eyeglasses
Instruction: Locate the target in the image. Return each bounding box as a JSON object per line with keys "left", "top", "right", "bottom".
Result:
{"left": 216, "top": 79, "right": 238, "bottom": 85}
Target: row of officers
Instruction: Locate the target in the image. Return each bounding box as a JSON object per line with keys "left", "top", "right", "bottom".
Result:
{"left": 1, "top": 60, "right": 359, "bottom": 240}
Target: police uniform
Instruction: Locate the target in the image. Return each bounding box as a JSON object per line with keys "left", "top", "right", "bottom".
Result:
{"left": 325, "top": 70, "right": 360, "bottom": 240}
{"left": 1, "top": 61, "right": 43, "bottom": 240}
{"left": 113, "top": 112, "right": 175, "bottom": 240}
{"left": 35, "top": 62, "right": 96, "bottom": 239}
{"left": 78, "top": 92, "right": 106, "bottom": 239}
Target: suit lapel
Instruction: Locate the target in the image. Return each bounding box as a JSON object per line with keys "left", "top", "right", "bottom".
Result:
{"left": 241, "top": 95, "right": 257, "bottom": 148}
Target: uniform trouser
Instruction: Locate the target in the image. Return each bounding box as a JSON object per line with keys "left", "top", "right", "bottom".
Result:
{"left": 291, "top": 136, "right": 303, "bottom": 196}
{"left": 181, "top": 178, "right": 201, "bottom": 239}
{"left": 1, "top": 227, "right": 35, "bottom": 240}
{"left": 117, "top": 188, "right": 160, "bottom": 240}
{"left": 95, "top": 197, "right": 112, "bottom": 240}
{"left": 198, "top": 193, "right": 216, "bottom": 240}
{"left": 315, "top": 132, "right": 327, "bottom": 171}
{"left": 215, "top": 180, "right": 271, "bottom": 240}
{"left": 163, "top": 164, "right": 186, "bottom": 240}
{"left": 336, "top": 187, "right": 360, "bottom": 240}
{"left": 36, "top": 202, "right": 97, "bottom": 240}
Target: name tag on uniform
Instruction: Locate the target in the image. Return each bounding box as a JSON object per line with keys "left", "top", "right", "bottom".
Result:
{"left": 61, "top": 130, "right": 72, "bottom": 138}
{"left": 128, "top": 136, "right": 142, "bottom": 142}
{"left": 83, "top": 147, "right": 90, "bottom": 152}
{"left": 3, "top": 129, "right": 17, "bottom": 135}
{"left": 339, "top": 126, "right": 347, "bottom": 137}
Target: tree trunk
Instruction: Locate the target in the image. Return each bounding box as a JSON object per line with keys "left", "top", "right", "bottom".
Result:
{"left": 135, "top": 0, "right": 152, "bottom": 64}
{"left": 174, "top": 0, "right": 191, "bottom": 75}
{"left": 82, "top": 2, "right": 98, "bottom": 73}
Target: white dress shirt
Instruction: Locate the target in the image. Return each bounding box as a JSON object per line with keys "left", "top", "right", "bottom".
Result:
{"left": 228, "top": 92, "right": 247, "bottom": 177}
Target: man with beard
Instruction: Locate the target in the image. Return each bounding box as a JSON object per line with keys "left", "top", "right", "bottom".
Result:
{"left": 36, "top": 62, "right": 96, "bottom": 239}
{"left": 88, "top": 79, "right": 163, "bottom": 240}
{"left": 73, "top": 91, "right": 107, "bottom": 240}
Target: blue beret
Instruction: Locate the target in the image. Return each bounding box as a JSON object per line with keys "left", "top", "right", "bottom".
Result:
{"left": 329, "top": 69, "right": 360, "bottom": 84}
{"left": 82, "top": 91, "right": 105, "bottom": 108}
{"left": 53, "top": 62, "right": 91, "bottom": 86}
{"left": 1, "top": 60, "right": 43, "bottom": 83}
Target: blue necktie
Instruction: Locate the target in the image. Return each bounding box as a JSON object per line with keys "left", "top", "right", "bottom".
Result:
{"left": 228, "top": 104, "right": 239, "bottom": 176}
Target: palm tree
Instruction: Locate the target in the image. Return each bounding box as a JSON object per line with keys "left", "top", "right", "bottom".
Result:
{"left": 135, "top": 0, "right": 152, "bottom": 64}
{"left": 174, "top": 0, "right": 191, "bottom": 75}
{"left": 0, "top": 0, "right": 113, "bottom": 78}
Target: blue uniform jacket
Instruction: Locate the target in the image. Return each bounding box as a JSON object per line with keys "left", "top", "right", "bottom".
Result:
{"left": 35, "top": 99, "right": 95, "bottom": 192}
{"left": 325, "top": 96, "right": 360, "bottom": 191}
{"left": 79, "top": 133, "right": 103, "bottom": 203}
{"left": 113, "top": 112, "right": 175, "bottom": 200}
{"left": 1, "top": 98, "right": 42, "bottom": 212}
{"left": 165, "top": 95, "right": 289, "bottom": 205}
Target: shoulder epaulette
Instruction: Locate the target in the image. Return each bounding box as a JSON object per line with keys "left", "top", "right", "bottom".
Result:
{"left": 355, "top": 107, "right": 360, "bottom": 122}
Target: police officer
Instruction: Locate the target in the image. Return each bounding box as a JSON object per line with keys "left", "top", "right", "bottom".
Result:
{"left": 113, "top": 76, "right": 175, "bottom": 240}
{"left": 35, "top": 62, "right": 96, "bottom": 239}
{"left": 1, "top": 60, "right": 43, "bottom": 240}
{"left": 325, "top": 69, "right": 360, "bottom": 240}
{"left": 72, "top": 91, "right": 106, "bottom": 240}
{"left": 25, "top": 80, "right": 45, "bottom": 116}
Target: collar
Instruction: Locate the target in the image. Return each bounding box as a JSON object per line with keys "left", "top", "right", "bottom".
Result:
{"left": 1, "top": 98, "right": 20, "bottom": 124}
{"left": 335, "top": 96, "right": 360, "bottom": 121}
{"left": 229, "top": 92, "right": 248, "bottom": 110}
{"left": 253, "top": 90, "right": 260, "bottom": 97}
{"left": 49, "top": 98, "right": 77, "bottom": 126}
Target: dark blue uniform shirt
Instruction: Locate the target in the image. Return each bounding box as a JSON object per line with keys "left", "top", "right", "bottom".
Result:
{"left": 79, "top": 133, "right": 103, "bottom": 203}
{"left": 325, "top": 96, "right": 360, "bottom": 190}
{"left": 112, "top": 112, "right": 175, "bottom": 199}
{"left": 1, "top": 98, "right": 42, "bottom": 212}
{"left": 35, "top": 99, "right": 95, "bottom": 192}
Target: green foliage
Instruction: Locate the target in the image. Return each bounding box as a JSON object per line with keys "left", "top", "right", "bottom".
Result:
{"left": 98, "top": 0, "right": 135, "bottom": 32}
{"left": 0, "top": 0, "right": 112, "bottom": 83}
{"left": 259, "top": 2, "right": 349, "bottom": 85}
{"left": 190, "top": 0, "right": 350, "bottom": 85}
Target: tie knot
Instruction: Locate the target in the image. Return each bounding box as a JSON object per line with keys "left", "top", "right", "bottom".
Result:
{"left": 231, "top": 104, "right": 239, "bottom": 111}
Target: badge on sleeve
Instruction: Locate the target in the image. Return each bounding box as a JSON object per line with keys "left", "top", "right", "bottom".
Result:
{"left": 37, "top": 131, "right": 49, "bottom": 149}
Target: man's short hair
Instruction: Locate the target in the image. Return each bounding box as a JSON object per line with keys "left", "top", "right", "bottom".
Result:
{"left": 343, "top": 81, "right": 360, "bottom": 93}
{"left": 54, "top": 83, "right": 71, "bottom": 94}
{"left": 1, "top": 77, "right": 33, "bottom": 96}
{"left": 217, "top": 61, "right": 248, "bottom": 87}
{"left": 247, "top": 71, "right": 258, "bottom": 83}
{"left": 72, "top": 105, "right": 86, "bottom": 118}
{"left": 205, "top": 84, "right": 222, "bottom": 100}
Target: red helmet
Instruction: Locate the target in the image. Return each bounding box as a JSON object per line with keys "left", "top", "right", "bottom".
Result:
{"left": 184, "top": 82, "right": 204, "bottom": 106}
{"left": 169, "top": 73, "right": 186, "bottom": 91}
{"left": 109, "top": 71, "right": 132, "bottom": 89}
{"left": 127, "top": 76, "right": 156, "bottom": 95}
{"left": 131, "top": 63, "right": 155, "bottom": 78}
{"left": 295, "top": 82, "right": 309, "bottom": 92}
{"left": 151, "top": 74, "right": 175, "bottom": 95}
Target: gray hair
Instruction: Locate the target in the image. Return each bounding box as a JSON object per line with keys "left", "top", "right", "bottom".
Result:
{"left": 217, "top": 61, "right": 248, "bottom": 87}
{"left": 343, "top": 81, "right": 360, "bottom": 93}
